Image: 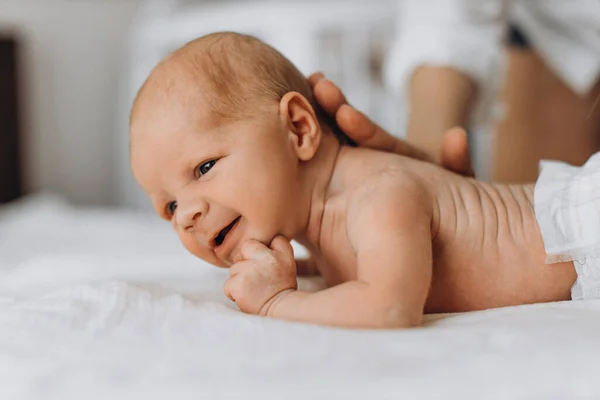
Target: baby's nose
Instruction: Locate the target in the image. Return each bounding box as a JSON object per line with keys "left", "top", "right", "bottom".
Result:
{"left": 176, "top": 202, "right": 204, "bottom": 231}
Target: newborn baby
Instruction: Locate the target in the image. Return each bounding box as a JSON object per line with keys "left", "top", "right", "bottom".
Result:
{"left": 130, "top": 32, "right": 593, "bottom": 329}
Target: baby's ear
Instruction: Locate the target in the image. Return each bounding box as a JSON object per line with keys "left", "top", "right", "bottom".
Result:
{"left": 279, "top": 92, "right": 321, "bottom": 161}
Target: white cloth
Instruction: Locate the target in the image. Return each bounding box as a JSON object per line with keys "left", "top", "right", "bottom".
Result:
{"left": 534, "top": 152, "right": 600, "bottom": 299}
{"left": 572, "top": 258, "right": 600, "bottom": 300}
{"left": 384, "top": 0, "right": 600, "bottom": 127}
{"left": 6, "top": 195, "right": 600, "bottom": 398}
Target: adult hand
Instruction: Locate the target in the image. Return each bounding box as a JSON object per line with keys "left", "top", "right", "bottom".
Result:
{"left": 308, "top": 73, "right": 475, "bottom": 177}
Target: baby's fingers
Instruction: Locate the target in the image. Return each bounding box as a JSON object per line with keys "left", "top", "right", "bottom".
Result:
{"left": 229, "top": 259, "right": 255, "bottom": 278}
{"left": 269, "top": 235, "right": 293, "bottom": 257}
{"left": 223, "top": 276, "right": 237, "bottom": 302}
{"left": 224, "top": 272, "right": 253, "bottom": 304}
{"left": 240, "top": 239, "right": 271, "bottom": 261}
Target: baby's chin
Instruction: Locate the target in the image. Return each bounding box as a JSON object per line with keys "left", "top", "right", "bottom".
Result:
{"left": 181, "top": 237, "right": 238, "bottom": 268}
{"left": 182, "top": 226, "right": 286, "bottom": 268}
{"left": 180, "top": 241, "right": 224, "bottom": 268}
{"left": 212, "top": 259, "right": 230, "bottom": 268}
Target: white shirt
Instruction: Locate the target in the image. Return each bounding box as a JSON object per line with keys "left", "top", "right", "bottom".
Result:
{"left": 383, "top": 0, "right": 600, "bottom": 127}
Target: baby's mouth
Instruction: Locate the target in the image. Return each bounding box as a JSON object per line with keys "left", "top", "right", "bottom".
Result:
{"left": 214, "top": 216, "right": 240, "bottom": 247}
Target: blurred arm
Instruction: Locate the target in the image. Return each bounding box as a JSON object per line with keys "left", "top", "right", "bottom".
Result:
{"left": 385, "top": 0, "right": 508, "bottom": 157}
{"left": 407, "top": 66, "right": 477, "bottom": 159}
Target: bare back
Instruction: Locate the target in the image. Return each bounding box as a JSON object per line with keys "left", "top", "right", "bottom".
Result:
{"left": 309, "top": 146, "right": 577, "bottom": 314}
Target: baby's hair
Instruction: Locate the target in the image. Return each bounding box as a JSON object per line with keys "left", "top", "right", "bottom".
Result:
{"left": 132, "top": 32, "right": 355, "bottom": 145}
{"left": 171, "top": 32, "right": 320, "bottom": 121}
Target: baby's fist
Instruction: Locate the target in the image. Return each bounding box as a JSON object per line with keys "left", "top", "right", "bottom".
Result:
{"left": 224, "top": 235, "right": 297, "bottom": 315}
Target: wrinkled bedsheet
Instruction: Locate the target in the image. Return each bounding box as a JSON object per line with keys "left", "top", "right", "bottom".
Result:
{"left": 1, "top": 195, "right": 599, "bottom": 399}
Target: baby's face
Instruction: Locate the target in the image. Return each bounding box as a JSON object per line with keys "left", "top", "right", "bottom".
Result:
{"left": 131, "top": 98, "right": 303, "bottom": 267}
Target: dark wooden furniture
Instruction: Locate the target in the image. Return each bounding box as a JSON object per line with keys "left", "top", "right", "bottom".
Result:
{"left": 0, "top": 36, "right": 22, "bottom": 203}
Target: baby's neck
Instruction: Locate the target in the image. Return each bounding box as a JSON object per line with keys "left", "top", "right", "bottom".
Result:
{"left": 295, "top": 132, "right": 345, "bottom": 252}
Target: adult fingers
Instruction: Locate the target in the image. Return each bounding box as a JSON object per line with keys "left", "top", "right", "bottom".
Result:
{"left": 313, "top": 78, "right": 349, "bottom": 116}
{"left": 440, "top": 127, "right": 475, "bottom": 177}
{"left": 308, "top": 72, "right": 325, "bottom": 87}
{"left": 337, "top": 105, "right": 432, "bottom": 162}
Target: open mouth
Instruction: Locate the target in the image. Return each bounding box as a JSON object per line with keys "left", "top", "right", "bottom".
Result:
{"left": 214, "top": 217, "right": 240, "bottom": 247}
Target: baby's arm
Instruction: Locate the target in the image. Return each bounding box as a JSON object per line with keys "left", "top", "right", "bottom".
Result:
{"left": 264, "top": 180, "right": 433, "bottom": 329}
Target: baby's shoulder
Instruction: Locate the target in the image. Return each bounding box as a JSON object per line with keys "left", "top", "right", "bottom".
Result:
{"left": 346, "top": 149, "right": 432, "bottom": 201}
{"left": 345, "top": 158, "right": 433, "bottom": 228}
{"left": 341, "top": 166, "right": 434, "bottom": 256}
{"left": 353, "top": 163, "right": 425, "bottom": 196}
{"left": 336, "top": 147, "right": 438, "bottom": 228}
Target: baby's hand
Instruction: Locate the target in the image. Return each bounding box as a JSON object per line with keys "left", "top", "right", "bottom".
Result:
{"left": 224, "top": 235, "right": 297, "bottom": 315}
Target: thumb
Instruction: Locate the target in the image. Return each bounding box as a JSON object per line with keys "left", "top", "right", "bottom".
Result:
{"left": 441, "top": 127, "right": 475, "bottom": 178}
{"left": 270, "top": 235, "right": 294, "bottom": 257}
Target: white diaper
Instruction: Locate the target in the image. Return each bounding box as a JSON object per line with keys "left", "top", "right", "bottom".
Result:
{"left": 534, "top": 151, "right": 600, "bottom": 300}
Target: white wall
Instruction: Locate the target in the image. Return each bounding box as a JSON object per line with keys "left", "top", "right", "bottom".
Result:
{"left": 0, "top": 0, "right": 401, "bottom": 208}
{"left": 0, "top": 0, "right": 141, "bottom": 206}
{"left": 114, "top": 0, "right": 400, "bottom": 211}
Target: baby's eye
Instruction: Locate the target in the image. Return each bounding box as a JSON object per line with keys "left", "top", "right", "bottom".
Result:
{"left": 166, "top": 201, "right": 177, "bottom": 216}
{"left": 197, "top": 159, "right": 217, "bottom": 177}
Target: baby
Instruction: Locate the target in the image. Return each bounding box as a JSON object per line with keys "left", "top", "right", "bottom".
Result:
{"left": 130, "top": 32, "right": 595, "bottom": 329}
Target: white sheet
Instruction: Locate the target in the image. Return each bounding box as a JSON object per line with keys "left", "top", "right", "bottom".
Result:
{"left": 1, "top": 195, "right": 600, "bottom": 399}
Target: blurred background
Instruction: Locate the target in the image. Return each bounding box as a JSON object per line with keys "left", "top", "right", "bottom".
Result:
{"left": 1, "top": 0, "right": 599, "bottom": 210}
{"left": 0, "top": 0, "right": 401, "bottom": 211}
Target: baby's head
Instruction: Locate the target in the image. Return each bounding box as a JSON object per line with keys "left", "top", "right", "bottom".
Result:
{"left": 130, "top": 32, "right": 334, "bottom": 267}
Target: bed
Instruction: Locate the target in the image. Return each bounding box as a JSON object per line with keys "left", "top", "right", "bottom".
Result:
{"left": 3, "top": 195, "right": 600, "bottom": 399}
{"left": 3, "top": 3, "right": 600, "bottom": 399}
